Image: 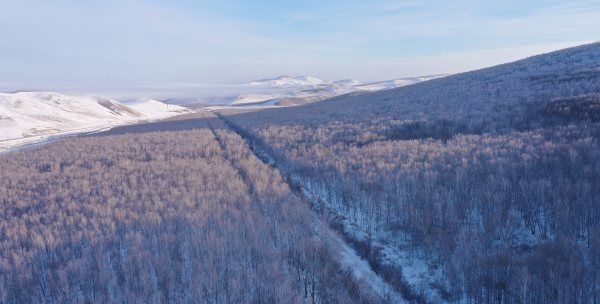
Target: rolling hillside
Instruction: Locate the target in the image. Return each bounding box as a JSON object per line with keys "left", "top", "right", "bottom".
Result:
{"left": 233, "top": 42, "right": 600, "bottom": 132}
{"left": 0, "top": 92, "right": 190, "bottom": 151}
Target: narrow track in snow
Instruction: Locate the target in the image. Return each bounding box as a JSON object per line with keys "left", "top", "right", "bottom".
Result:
{"left": 211, "top": 110, "right": 408, "bottom": 303}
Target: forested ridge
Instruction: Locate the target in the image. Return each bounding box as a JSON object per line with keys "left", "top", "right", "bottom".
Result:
{"left": 221, "top": 43, "right": 600, "bottom": 303}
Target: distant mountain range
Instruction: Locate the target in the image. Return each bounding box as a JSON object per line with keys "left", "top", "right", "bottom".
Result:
{"left": 229, "top": 74, "right": 448, "bottom": 106}
{"left": 247, "top": 75, "right": 327, "bottom": 87}
{"left": 0, "top": 74, "right": 447, "bottom": 149}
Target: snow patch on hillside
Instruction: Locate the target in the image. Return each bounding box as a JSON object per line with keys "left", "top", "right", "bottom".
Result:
{"left": 356, "top": 75, "right": 448, "bottom": 92}
{"left": 126, "top": 99, "right": 189, "bottom": 119}
{"left": 230, "top": 94, "right": 278, "bottom": 105}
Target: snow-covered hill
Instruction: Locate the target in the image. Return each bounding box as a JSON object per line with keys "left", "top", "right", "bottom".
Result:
{"left": 126, "top": 99, "right": 189, "bottom": 119}
{"left": 230, "top": 94, "right": 281, "bottom": 105}
{"left": 355, "top": 75, "right": 446, "bottom": 92}
{"left": 247, "top": 75, "right": 326, "bottom": 87}
{"left": 0, "top": 92, "right": 190, "bottom": 151}
{"left": 229, "top": 74, "right": 448, "bottom": 106}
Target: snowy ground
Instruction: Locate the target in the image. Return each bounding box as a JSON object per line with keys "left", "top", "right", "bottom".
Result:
{"left": 295, "top": 176, "right": 447, "bottom": 303}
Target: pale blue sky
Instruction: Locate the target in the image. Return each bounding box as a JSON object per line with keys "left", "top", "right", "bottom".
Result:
{"left": 0, "top": 0, "right": 598, "bottom": 94}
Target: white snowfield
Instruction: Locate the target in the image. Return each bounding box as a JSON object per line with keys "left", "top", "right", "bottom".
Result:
{"left": 0, "top": 92, "right": 190, "bottom": 151}
{"left": 126, "top": 99, "right": 190, "bottom": 119}
{"left": 355, "top": 76, "right": 444, "bottom": 92}
{"left": 230, "top": 74, "right": 448, "bottom": 106}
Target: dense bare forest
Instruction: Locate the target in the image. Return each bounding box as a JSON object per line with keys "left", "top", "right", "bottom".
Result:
{"left": 1, "top": 43, "right": 599, "bottom": 304}
{"left": 221, "top": 43, "right": 600, "bottom": 303}
{"left": 0, "top": 115, "right": 395, "bottom": 303}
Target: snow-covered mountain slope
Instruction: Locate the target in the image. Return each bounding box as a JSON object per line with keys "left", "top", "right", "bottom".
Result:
{"left": 0, "top": 92, "right": 190, "bottom": 150}
{"left": 0, "top": 92, "right": 139, "bottom": 140}
{"left": 247, "top": 75, "right": 326, "bottom": 87}
{"left": 228, "top": 74, "right": 448, "bottom": 106}
{"left": 355, "top": 75, "right": 447, "bottom": 92}
{"left": 126, "top": 99, "right": 189, "bottom": 119}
